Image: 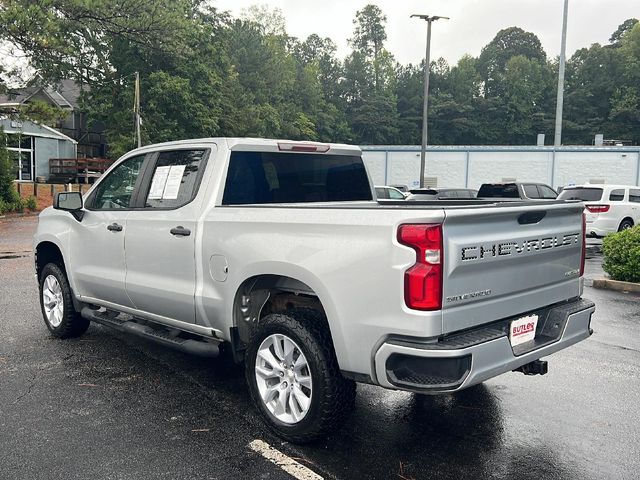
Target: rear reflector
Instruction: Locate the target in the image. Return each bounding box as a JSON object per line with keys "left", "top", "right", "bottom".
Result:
{"left": 398, "top": 224, "right": 443, "bottom": 310}
{"left": 580, "top": 212, "right": 586, "bottom": 277}
{"left": 277, "top": 142, "right": 330, "bottom": 153}
{"left": 585, "top": 204, "right": 610, "bottom": 213}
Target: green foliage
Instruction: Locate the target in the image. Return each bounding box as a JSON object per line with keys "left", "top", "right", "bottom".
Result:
{"left": 0, "top": 128, "right": 16, "bottom": 203}
{"left": 0, "top": 3, "right": 638, "bottom": 148}
{"left": 26, "top": 195, "right": 38, "bottom": 210}
{"left": 602, "top": 226, "right": 640, "bottom": 283}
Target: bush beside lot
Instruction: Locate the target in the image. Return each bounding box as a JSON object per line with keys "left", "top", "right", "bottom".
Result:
{"left": 602, "top": 226, "right": 640, "bottom": 283}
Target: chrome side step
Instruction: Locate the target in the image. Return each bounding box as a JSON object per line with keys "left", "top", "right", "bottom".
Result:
{"left": 81, "top": 307, "right": 220, "bottom": 358}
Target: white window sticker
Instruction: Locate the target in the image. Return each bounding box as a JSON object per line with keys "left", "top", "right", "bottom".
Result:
{"left": 148, "top": 166, "right": 170, "bottom": 199}
{"left": 162, "top": 164, "right": 186, "bottom": 200}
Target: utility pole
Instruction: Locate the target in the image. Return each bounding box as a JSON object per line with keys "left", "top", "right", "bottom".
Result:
{"left": 554, "top": 0, "right": 569, "bottom": 146}
{"left": 134, "top": 71, "right": 142, "bottom": 148}
{"left": 411, "top": 15, "right": 449, "bottom": 188}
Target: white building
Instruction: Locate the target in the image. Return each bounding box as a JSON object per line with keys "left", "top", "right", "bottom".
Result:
{"left": 1, "top": 118, "right": 77, "bottom": 182}
{"left": 361, "top": 145, "right": 640, "bottom": 190}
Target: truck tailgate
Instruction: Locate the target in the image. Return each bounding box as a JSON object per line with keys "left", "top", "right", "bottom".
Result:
{"left": 441, "top": 202, "right": 584, "bottom": 334}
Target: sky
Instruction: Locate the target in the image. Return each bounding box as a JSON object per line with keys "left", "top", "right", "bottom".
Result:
{"left": 213, "top": 0, "right": 639, "bottom": 65}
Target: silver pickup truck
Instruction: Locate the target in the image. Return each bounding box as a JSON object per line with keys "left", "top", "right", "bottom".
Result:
{"left": 34, "top": 138, "right": 595, "bottom": 442}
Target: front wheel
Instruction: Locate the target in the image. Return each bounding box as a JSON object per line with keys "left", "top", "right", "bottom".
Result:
{"left": 245, "top": 309, "right": 356, "bottom": 443}
{"left": 39, "top": 263, "right": 90, "bottom": 338}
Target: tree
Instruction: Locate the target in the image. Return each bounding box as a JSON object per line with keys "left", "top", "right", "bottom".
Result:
{"left": 0, "top": 127, "right": 21, "bottom": 210}
{"left": 478, "top": 27, "right": 546, "bottom": 97}
{"left": 609, "top": 18, "right": 639, "bottom": 46}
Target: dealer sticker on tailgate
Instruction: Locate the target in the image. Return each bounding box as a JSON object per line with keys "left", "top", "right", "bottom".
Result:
{"left": 509, "top": 314, "right": 538, "bottom": 347}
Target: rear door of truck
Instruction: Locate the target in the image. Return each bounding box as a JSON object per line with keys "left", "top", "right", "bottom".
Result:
{"left": 440, "top": 201, "right": 584, "bottom": 334}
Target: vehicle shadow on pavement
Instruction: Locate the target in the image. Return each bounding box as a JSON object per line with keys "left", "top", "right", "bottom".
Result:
{"left": 301, "top": 384, "right": 578, "bottom": 480}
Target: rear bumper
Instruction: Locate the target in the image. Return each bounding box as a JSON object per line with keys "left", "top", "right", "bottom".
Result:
{"left": 586, "top": 218, "right": 617, "bottom": 237}
{"left": 373, "top": 298, "right": 595, "bottom": 393}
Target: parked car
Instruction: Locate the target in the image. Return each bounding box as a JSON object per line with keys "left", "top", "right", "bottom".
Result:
{"left": 406, "top": 188, "right": 477, "bottom": 200}
{"left": 390, "top": 184, "right": 409, "bottom": 193}
{"left": 34, "top": 138, "right": 594, "bottom": 443}
{"left": 558, "top": 184, "right": 640, "bottom": 237}
{"left": 478, "top": 182, "right": 558, "bottom": 200}
{"left": 375, "top": 185, "right": 407, "bottom": 200}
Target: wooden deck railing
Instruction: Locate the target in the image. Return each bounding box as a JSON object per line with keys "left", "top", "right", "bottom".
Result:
{"left": 49, "top": 158, "right": 114, "bottom": 184}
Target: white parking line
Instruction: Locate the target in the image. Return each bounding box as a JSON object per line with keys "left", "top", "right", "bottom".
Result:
{"left": 248, "top": 439, "right": 323, "bottom": 480}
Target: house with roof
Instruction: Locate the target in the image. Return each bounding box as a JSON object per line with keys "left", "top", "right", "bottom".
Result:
{"left": 0, "top": 80, "right": 107, "bottom": 158}
{"left": 0, "top": 80, "right": 107, "bottom": 182}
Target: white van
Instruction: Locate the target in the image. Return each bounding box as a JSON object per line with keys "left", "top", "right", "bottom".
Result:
{"left": 558, "top": 184, "right": 640, "bottom": 237}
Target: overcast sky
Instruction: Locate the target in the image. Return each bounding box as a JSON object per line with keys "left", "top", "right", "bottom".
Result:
{"left": 213, "top": 0, "right": 638, "bottom": 65}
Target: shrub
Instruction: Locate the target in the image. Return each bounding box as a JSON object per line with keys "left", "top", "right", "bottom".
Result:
{"left": 26, "top": 195, "right": 38, "bottom": 210}
{"left": 602, "top": 225, "right": 640, "bottom": 283}
{"left": 0, "top": 199, "right": 7, "bottom": 214}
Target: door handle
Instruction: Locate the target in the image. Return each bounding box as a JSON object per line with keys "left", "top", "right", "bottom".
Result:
{"left": 170, "top": 226, "right": 191, "bottom": 237}
{"left": 107, "top": 223, "right": 123, "bottom": 232}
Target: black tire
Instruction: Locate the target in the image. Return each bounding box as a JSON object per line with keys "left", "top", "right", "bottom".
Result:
{"left": 39, "top": 263, "right": 90, "bottom": 339}
{"left": 618, "top": 219, "right": 634, "bottom": 231}
{"left": 245, "top": 309, "right": 356, "bottom": 443}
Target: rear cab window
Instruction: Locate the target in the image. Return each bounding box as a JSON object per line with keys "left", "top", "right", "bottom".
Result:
{"left": 222, "top": 152, "right": 372, "bottom": 205}
{"left": 558, "top": 187, "right": 603, "bottom": 202}
{"left": 477, "top": 184, "right": 520, "bottom": 198}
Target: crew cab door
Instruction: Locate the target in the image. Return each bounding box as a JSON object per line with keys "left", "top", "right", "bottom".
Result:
{"left": 69, "top": 154, "right": 147, "bottom": 307}
{"left": 124, "top": 148, "right": 211, "bottom": 324}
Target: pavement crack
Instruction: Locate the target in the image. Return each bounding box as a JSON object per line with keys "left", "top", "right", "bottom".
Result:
{"left": 12, "top": 369, "right": 38, "bottom": 405}
{"left": 591, "top": 339, "right": 640, "bottom": 354}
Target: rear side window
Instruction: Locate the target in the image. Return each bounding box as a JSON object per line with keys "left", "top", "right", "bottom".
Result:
{"left": 222, "top": 152, "right": 372, "bottom": 205}
{"left": 143, "top": 149, "right": 206, "bottom": 208}
{"left": 630, "top": 189, "right": 640, "bottom": 203}
{"left": 375, "top": 187, "right": 389, "bottom": 199}
{"left": 523, "top": 185, "right": 539, "bottom": 199}
{"left": 558, "top": 187, "right": 603, "bottom": 201}
{"left": 538, "top": 185, "right": 558, "bottom": 199}
{"left": 388, "top": 188, "right": 405, "bottom": 200}
{"left": 478, "top": 184, "right": 520, "bottom": 198}
{"left": 609, "top": 189, "right": 625, "bottom": 202}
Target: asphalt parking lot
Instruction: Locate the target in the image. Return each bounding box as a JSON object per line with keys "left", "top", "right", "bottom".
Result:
{"left": 1, "top": 217, "right": 639, "bottom": 480}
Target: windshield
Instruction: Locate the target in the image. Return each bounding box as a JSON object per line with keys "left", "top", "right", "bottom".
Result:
{"left": 558, "top": 187, "right": 603, "bottom": 201}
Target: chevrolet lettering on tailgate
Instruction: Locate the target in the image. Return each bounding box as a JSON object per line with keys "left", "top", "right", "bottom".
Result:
{"left": 461, "top": 233, "right": 581, "bottom": 262}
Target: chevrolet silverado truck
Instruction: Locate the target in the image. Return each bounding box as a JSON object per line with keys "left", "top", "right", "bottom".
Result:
{"left": 34, "top": 138, "right": 595, "bottom": 442}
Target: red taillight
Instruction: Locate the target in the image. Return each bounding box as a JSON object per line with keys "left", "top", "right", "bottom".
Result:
{"left": 398, "top": 224, "right": 443, "bottom": 310}
{"left": 585, "top": 204, "right": 610, "bottom": 213}
{"left": 580, "top": 212, "right": 586, "bottom": 277}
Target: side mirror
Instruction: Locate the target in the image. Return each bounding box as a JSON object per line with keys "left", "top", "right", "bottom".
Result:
{"left": 54, "top": 191, "right": 84, "bottom": 221}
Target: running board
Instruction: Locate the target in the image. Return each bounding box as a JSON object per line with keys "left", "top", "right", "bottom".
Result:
{"left": 81, "top": 307, "right": 220, "bottom": 358}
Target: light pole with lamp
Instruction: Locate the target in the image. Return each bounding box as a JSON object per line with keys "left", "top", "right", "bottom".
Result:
{"left": 411, "top": 14, "right": 449, "bottom": 188}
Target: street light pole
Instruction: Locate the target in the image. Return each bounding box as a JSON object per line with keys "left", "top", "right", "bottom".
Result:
{"left": 554, "top": 0, "right": 569, "bottom": 146}
{"left": 411, "top": 14, "right": 449, "bottom": 188}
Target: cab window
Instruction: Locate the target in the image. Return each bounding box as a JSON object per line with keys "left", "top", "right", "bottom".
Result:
{"left": 87, "top": 155, "right": 145, "bottom": 209}
{"left": 142, "top": 149, "right": 207, "bottom": 209}
{"left": 523, "top": 185, "right": 540, "bottom": 199}
{"left": 388, "top": 188, "right": 405, "bottom": 200}
{"left": 538, "top": 185, "right": 558, "bottom": 199}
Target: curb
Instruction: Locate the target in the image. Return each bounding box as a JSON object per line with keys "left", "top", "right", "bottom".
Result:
{"left": 592, "top": 278, "right": 640, "bottom": 294}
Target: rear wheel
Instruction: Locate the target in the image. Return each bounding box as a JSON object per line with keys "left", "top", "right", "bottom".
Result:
{"left": 245, "top": 309, "right": 356, "bottom": 443}
{"left": 618, "top": 219, "right": 634, "bottom": 231}
{"left": 39, "top": 263, "right": 90, "bottom": 338}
